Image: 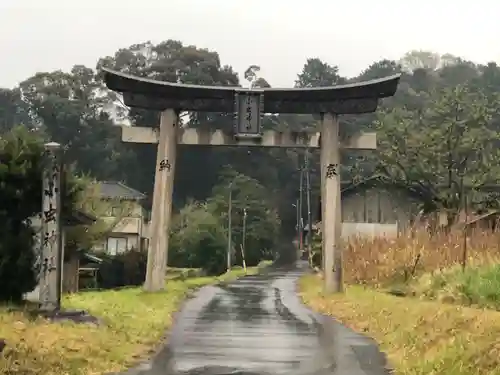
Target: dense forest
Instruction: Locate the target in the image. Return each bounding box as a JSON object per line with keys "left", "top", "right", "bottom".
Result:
{"left": 2, "top": 42, "right": 500, "bottom": 237}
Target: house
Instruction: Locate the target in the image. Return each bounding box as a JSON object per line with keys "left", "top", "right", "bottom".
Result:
{"left": 77, "top": 252, "right": 103, "bottom": 291}
{"left": 317, "top": 177, "right": 500, "bottom": 239}
{"left": 317, "top": 176, "right": 420, "bottom": 239}
{"left": 90, "top": 181, "right": 149, "bottom": 255}
{"left": 454, "top": 210, "right": 500, "bottom": 232}
{"left": 61, "top": 210, "right": 98, "bottom": 293}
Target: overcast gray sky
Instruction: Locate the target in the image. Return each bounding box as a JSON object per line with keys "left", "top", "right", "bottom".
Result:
{"left": 1, "top": 0, "right": 499, "bottom": 89}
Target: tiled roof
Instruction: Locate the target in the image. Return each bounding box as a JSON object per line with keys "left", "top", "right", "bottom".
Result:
{"left": 64, "top": 209, "right": 97, "bottom": 226}
{"left": 97, "top": 181, "right": 146, "bottom": 200}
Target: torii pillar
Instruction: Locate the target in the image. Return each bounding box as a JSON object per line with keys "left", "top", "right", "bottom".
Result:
{"left": 145, "top": 109, "right": 178, "bottom": 291}
{"left": 320, "top": 113, "right": 342, "bottom": 292}
{"left": 103, "top": 68, "right": 400, "bottom": 293}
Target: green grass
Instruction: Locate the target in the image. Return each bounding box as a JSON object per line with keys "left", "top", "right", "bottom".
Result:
{"left": 299, "top": 274, "right": 500, "bottom": 375}
{"left": 0, "top": 264, "right": 268, "bottom": 375}
{"left": 408, "top": 264, "right": 500, "bottom": 310}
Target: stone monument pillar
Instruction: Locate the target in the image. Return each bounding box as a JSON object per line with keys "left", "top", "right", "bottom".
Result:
{"left": 39, "top": 142, "right": 63, "bottom": 311}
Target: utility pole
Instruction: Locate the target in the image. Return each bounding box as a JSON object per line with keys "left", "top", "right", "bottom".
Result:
{"left": 242, "top": 208, "right": 247, "bottom": 262}
{"left": 461, "top": 175, "right": 468, "bottom": 271}
{"left": 298, "top": 156, "right": 304, "bottom": 255}
{"left": 305, "top": 149, "right": 313, "bottom": 263}
{"left": 293, "top": 200, "right": 299, "bottom": 258}
{"left": 227, "top": 185, "right": 233, "bottom": 272}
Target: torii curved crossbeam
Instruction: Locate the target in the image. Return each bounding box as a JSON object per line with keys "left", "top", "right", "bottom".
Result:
{"left": 102, "top": 67, "right": 401, "bottom": 114}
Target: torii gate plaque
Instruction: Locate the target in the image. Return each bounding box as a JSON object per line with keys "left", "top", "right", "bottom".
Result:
{"left": 103, "top": 68, "right": 400, "bottom": 293}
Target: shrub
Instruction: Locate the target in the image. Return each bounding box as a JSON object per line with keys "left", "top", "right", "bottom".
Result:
{"left": 309, "top": 232, "right": 322, "bottom": 269}
{"left": 0, "top": 224, "right": 38, "bottom": 302}
{"left": 96, "top": 250, "right": 147, "bottom": 289}
{"left": 411, "top": 263, "right": 500, "bottom": 309}
{"left": 0, "top": 127, "right": 44, "bottom": 302}
{"left": 0, "top": 126, "right": 83, "bottom": 301}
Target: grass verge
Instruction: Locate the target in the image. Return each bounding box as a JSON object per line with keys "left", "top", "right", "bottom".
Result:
{"left": 299, "top": 274, "right": 500, "bottom": 375}
{"left": 399, "top": 263, "right": 500, "bottom": 309}
{"left": 0, "top": 264, "right": 267, "bottom": 375}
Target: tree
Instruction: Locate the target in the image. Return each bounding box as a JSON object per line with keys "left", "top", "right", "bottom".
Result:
{"left": 0, "top": 126, "right": 43, "bottom": 301}
{"left": 376, "top": 85, "right": 500, "bottom": 220}
{"left": 244, "top": 65, "right": 270, "bottom": 88}
{"left": 18, "top": 67, "right": 129, "bottom": 181}
{"left": 295, "top": 58, "right": 344, "bottom": 88}
{"left": 357, "top": 59, "right": 403, "bottom": 82}
{"left": 438, "top": 59, "right": 479, "bottom": 87}
{"left": 0, "top": 125, "right": 85, "bottom": 301}
{"left": 169, "top": 200, "right": 228, "bottom": 275}
{"left": 399, "top": 50, "right": 442, "bottom": 72}
{"left": 97, "top": 40, "right": 239, "bottom": 130}
{"left": 0, "top": 88, "right": 33, "bottom": 132}
{"left": 207, "top": 168, "right": 280, "bottom": 266}
{"left": 97, "top": 40, "right": 241, "bottom": 204}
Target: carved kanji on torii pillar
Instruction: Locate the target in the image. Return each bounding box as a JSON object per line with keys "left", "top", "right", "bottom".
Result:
{"left": 103, "top": 68, "right": 400, "bottom": 293}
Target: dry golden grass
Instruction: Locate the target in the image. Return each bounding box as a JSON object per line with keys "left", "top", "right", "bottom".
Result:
{"left": 342, "top": 227, "right": 500, "bottom": 286}
{"left": 299, "top": 274, "right": 500, "bottom": 375}
{"left": 301, "top": 228, "right": 500, "bottom": 374}
{"left": 0, "top": 265, "right": 264, "bottom": 375}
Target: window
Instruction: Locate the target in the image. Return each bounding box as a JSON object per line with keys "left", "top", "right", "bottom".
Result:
{"left": 111, "top": 206, "right": 122, "bottom": 216}
{"left": 141, "top": 238, "right": 149, "bottom": 252}
{"left": 106, "top": 237, "right": 128, "bottom": 255}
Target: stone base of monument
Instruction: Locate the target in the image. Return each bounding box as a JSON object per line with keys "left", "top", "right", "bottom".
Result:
{"left": 36, "top": 309, "right": 100, "bottom": 325}
{"left": 24, "top": 288, "right": 100, "bottom": 325}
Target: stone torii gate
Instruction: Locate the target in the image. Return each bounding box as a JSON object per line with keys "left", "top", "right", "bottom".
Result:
{"left": 102, "top": 68, "right": 400, "bottom": 293}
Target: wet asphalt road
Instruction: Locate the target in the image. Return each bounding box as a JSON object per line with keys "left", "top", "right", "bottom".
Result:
{"left": 121, "top": 262, "right": 390, "bottom": 375}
